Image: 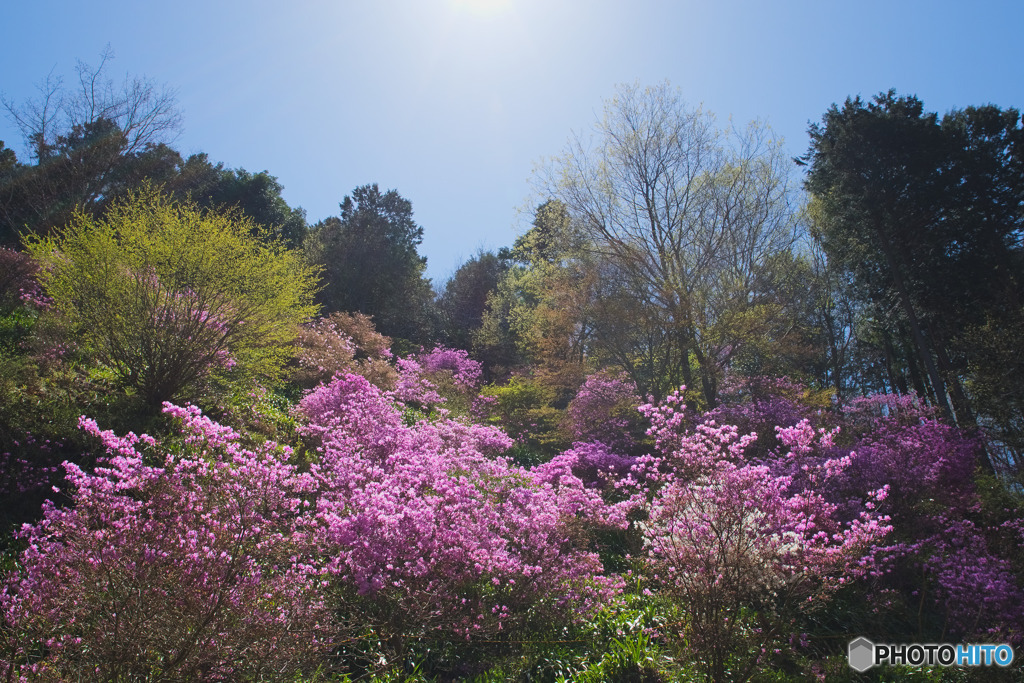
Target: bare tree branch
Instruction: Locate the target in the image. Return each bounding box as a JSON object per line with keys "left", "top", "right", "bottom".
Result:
{"left": 3, "top": 45, "right": 182, "bottom": 161}
{"left": 537, "top": 82, "right": 802, "bottom": 404}
{"left": 2, "top": 67, "right": 65, "bottom": 160}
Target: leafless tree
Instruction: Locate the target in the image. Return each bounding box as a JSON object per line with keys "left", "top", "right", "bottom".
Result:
{"left": 1, "top": 47, "right": 183, "bottom": 241}
{"left": 2, "top": 44, "right": 182, "bottom": 161}
{"left": 539, "top": 82, "right": 801, "bottom": 405}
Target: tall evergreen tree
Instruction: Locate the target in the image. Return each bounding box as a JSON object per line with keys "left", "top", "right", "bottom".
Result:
{"left": 804, "top": 91, "right": 1024, "bottom": 472}
{"left": 437, "top": 249, "right": 509, "bottom": 352}
{"left": 305, "top": 184, "right": 433, "bottom": 344}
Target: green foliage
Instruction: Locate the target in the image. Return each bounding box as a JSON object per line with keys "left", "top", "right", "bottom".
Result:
{"left": 804, "top": 91, "right": 1024, "bottom": 471}
{"left": 564, "top": 633, "right": 665, "bottom": 683}
{"left": 472, "top": 283, "right": 527, "bottom": 377}
{"left": 26, "top": 187, "right": 320, "bottom": 407}
{"left": 558, "top": 593, "right": 678, "bottom": 683}
{"left": 0, "top": 307, "right": 34, "bottom": 354}
{"left": 964, "top": 307, "right": 1024, "bottom": 478}
{"left": 504, "top": 585, "right": 680, "bottom": 683}
{"left": 0, "top": 304, "right": 122, "bottom": 439}
{"left": 164, "top": 153, "right": 309, "bottom": 247}
{"left": 218, "top": 381, "right": 305, "bottom": 445}
{"left": 478, "top": 375, "right": 567, "bottom": 455}
{"left": 437, "top": 249, "right": 509, "bottom": 353}
{"left": 542, "top": 82, "right": 801, "bottom": 406}
{"left": 476, "top": 201, "right": 594, "bottom": 386}
{"left": 305, "top": 184, "right": 434, "bottom": 344}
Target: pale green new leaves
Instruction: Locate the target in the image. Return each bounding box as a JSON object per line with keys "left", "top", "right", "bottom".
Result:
{"left": 27, "top": 187, "right": 320, "bottom": 405}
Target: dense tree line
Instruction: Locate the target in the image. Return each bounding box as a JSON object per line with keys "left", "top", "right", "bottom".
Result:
{"left": 6, "top": 62, "right": 1022, "bottom": 470}
{"left": 4, "top": 58, "right": 1022, "bottom": 471}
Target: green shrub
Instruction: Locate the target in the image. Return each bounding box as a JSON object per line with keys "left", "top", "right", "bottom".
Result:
{"left": 26, "top": 187, "right": 320, "bottom": 408}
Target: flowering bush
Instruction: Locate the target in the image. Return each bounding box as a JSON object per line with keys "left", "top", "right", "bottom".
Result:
{"left": 417, "top": 346, "right": 483, "bottom": 389}
{"left": 550, "top": 441, "right": 637, "bottom": 490}
{"left": 0, "top": 248, "right": 48, "bottom": 312}
{"left": 3, "top": 367, "right": 1021, "bottom": 680}
{"left": 908, "top": 515, "right": 1023, "bottom": 641}
{"left": 392, "top": 355, "right": 446, "bottom": 410}
{"left": 565, "top": 371, "right": 643, "bottom": 453}
{"left": 633, "top": 388, "right": 891, "bottom": 683}
{"left": 26, "top": 188, "right": 319, "bottom": 406}
{"left": 832, "top": 394, "right": 1024, "bottom": 643}
{"left": 647, "top": 463, "right": 889, "bottom": 683}
{"left": 292, "top": 311, "right": 397, "bottom": 389}
{"left": 1, "top": 374, "right": 629, "bottom": 676}
{"left": 392, "top": 346, "right": 483, "bottom": 416}
{"left": 704, "top": 375, "right": 817, "bottom": 461}
{"left": 1, "top": 404, "right": 330, "bottom": 681}
{"left": 297, "top": 373, "right": 624, "bottom": 660}
{"left": 836, "top": 395, "right": 977, "bottom": 517}
{"left": 658, "top": 385, "right": 1024, "bottom": 652}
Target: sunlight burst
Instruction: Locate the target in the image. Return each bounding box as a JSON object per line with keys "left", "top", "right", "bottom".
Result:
{"left": 449, "top": 0, "right": 514, "bottom": 17}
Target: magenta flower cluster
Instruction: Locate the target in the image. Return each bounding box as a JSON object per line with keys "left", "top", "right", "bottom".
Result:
{"left": 630, "top": 388, "right": 894, "bottom": 679}
{"left": 416, "top": 346, "right": 483, "bottom": 388}
{"left": 2, "top": 405, "right": 329, "bottom": 680}
{"left": 679, "top": 384, "right": 1024, "bottom": 646}
{"left": 2, "top": 373, "right": 624, "bottom": 678}
{"left": 834, "top": 394, "right": 1024, "bottom": 642}
{"left": 565, "top": 371, "right": 643, "bottom": 453}
{"left": 3, "top": 364, "right": 1021, "bottom": 678}
{"left": 392, "top": 346, "right": 483, "bottom": 411}
{"left": 637, "top": 389, "right": 893, "bottom": 593}
{"left": 297, "top": 373, "right": 623, "bottom": 638}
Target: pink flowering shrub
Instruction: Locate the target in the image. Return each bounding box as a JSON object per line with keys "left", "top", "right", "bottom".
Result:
{"left": 297, "top": 373, "right": 624, "bottom": 660}
{"left": 836, "top": 395, "right": 977, "bottom": 516}
{"left": 632, "top": 388, "right": 891, "bottom": 682}
{"left": 831, "top": 394, "right": 1024, "bottom": 643}
{"left": 705, "top": 375, "right": 817, "bottom": 462}
{"left": 292, "top": 311, "right": 397, "bottom": 389}
{"left": 392, "top": 346, "right": 483, "bottom": 416}
{"left": 648, "top": 464, "right": 889, "bottom": 683}
{"left": 0, "top": 248, "right": 49, "bottom": 312}
{"left": 550, "top": 441, "right": 637, "bottom": 490}
{"left": 565, "top": 371, "right": 643, "bottom": 453}
{"left": 907, "top": 516, "right": 1023, "bottom": 640}
{"left": 669, "top": 384, "right": 1024, "bottom": 650}
{"left": 392, "top": 356, "right": 447, "bottom": 409}
{"left": 417, "top": 346, "right": 483, "bottom": 388}
{"left": 1, "top": 404, "right": 330, "bottom": 681}
{"left": 4, "top": 366, "right": 1018, "bottom": 680}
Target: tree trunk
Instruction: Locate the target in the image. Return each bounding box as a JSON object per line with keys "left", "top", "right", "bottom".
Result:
{"left": 875, "top": 222, "right": 954, "bottom": 422}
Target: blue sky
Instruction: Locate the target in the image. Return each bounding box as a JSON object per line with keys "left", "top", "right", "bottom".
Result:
{"left": 2, "top": 0, "right": 1022, "bottom": 281}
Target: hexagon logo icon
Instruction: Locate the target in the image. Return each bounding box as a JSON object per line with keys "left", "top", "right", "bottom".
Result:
{"left": 848, "top": 637, "right": 875, "bottom": 672}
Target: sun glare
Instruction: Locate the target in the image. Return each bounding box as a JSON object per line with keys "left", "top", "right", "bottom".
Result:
{"left": 449, "top": 0, "right": 514, "bottom": 17}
